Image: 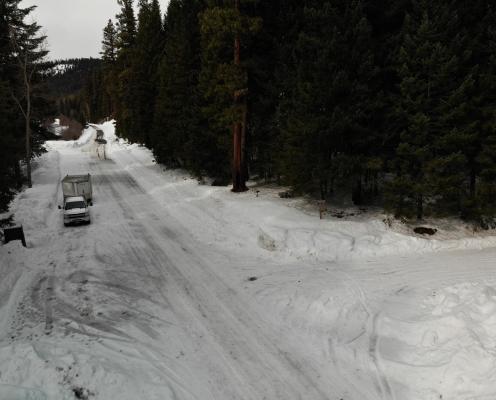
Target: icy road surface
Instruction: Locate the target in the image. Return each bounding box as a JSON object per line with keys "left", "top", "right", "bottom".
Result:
{"left": 1, "top": 122, "right": 496, "bottom": 400}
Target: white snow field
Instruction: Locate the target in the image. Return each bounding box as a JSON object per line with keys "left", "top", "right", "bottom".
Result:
{"left": 1, "top": 122, "right": 496, "bottom": 399}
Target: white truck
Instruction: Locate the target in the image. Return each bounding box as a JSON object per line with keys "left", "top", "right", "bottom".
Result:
{"left": 60, "top": 174, "right": 93, "bottom": 226}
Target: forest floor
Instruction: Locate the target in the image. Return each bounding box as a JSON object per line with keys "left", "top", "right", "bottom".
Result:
{"left": 1, "top": 122, "right": 496, "bottom": 400}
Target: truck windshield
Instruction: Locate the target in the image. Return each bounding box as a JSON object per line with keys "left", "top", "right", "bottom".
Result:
{"left": 65, "top": 201, "right": 86, "bottom": 210}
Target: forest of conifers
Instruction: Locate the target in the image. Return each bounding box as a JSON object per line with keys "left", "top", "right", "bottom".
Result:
{"left": 3, "top": 0, "right": 496, "bottom": 223}
{"left": 0, "top": 0, "right": 51, "bottom": 212}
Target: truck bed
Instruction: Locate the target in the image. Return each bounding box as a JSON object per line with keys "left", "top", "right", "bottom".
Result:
{"left": 62, "top": 174, "right": 92, "bottom": 202}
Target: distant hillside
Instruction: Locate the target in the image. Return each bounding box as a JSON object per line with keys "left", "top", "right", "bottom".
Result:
{"left": 41, "top": 58, "right": 104, "bottom": 126}
{"left": 42, "top": 58, "right": 102, "bottom": 99}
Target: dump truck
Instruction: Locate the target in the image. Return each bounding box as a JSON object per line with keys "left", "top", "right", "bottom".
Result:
{"left": 61, "top": 174, "right": 92, "bottom": 204}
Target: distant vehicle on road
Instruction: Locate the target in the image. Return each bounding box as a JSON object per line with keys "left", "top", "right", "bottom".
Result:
{"left": 62, "top": 174, "right": 92, "bottom": 204}
{"left": 61, "top": 196, "right": 90, "bottom": 226}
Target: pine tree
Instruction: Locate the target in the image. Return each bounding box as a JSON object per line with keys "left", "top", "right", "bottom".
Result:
{"left": 0, "top": 1, "right": 21, "bottom": 199}
{"left": 101, "top": 19, "right": 117, "bottom": 63}
{"left": 199, "top": 0, "right": 262, "bottom": 190}
{"left": 3, "top": 0, "right": 47, "bottom": 188}
{"left": 244, "top": 0, "right": 297, "bottom": 183}
{"left": 129, "top": 0, "right": 164, "bottom": 145}
{"left": 152, "top": 0, "right": 209, "bottom": 175}
{"left": 387, "top": 0, "right": 462, "bottom": 219}
{"left": 100, "top": 20, "right": 118, "bottom": 117}
{"left": 278, "top": 0, "right": 376, "bottom": 201}
{"left": 472, "top": 3, "right": 496, "bottom": 218}
{"left": 114, "top": 0, "right": 137, "bottom": 140}
{"left": 116, "top": 0, "right": 137, "bottom": 53}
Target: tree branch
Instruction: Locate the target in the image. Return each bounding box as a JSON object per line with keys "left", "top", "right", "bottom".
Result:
{"left": 10, "top": 91, "right": 27, "bottom": 119}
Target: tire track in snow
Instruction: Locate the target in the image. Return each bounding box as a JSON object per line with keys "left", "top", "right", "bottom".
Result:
{"left": 336, "top": 269, "right": 396, "bottom": 400}
{"left": 44, "top": 272, "right": 55, "bottom": 334}
{"left": 92, "top": 169, "right": 217, "bottom": 400}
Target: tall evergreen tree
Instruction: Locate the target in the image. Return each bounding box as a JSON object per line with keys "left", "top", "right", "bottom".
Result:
{"left": 100, "top": 20, "right": 118, "bottom": 117}
{"left": 472, "top": 3, "right": 496, "bottom": 218}
{"left": 199, "top": 0, "right": 262, "bottom": 190}
{"left": 128, "top": 0, "right": 164, "bottom": 145}
{"left": 243, "top": 0, "right": 297, "bottom": 183}
{"left": 101, "top": 19, "right": 117, "bottom": 63}
{"left": 387, "top": 0, "right": 463, "bottom": 219}
{"left": 3, "top": 0, "right": 47, "bottom": 188}
{"left": 278, "top": 0, "right": 377, "bottom": 201}
{"left": 114, "top": 0, "right": 137, "bottom": 140}
{"left": 152, "top": 0, "right": 209, "bottom": 175}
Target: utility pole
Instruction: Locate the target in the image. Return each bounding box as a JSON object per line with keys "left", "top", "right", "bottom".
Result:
{"left": 232, "top": 0, "right": 248, "bottom": 192}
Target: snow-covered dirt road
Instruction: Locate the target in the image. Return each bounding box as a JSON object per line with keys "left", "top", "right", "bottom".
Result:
{"left": 1, "top": 122, "right": 496, "bottom": 400}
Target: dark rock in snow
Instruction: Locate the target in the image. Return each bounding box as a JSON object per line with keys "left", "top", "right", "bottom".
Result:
{"left": 414, "top": 227, "right": 437, "bottom": 236}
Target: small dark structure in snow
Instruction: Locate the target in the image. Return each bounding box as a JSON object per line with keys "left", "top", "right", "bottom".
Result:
{"left": 414, "top": 226, "right": 437, "bottom": 236}
{"left": 3, "top": 225, "right": 26, "bottom": 247}
{"left": 278, "top": 190, "right": 294, "bottom": 199}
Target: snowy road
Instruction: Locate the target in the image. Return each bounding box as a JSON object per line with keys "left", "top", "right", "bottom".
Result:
{"left": 1, "top": 123, "right": 496, "bottom": 400}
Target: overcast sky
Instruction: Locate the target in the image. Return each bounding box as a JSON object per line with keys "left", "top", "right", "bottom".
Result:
{"left": 20, "top": 0, "right": 170, "bottom": 60}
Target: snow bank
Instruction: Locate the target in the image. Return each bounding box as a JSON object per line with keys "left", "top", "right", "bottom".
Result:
{"left": 71, "top": 121, "right": 117, "bottom": 159}
{"left": 254, "top": 216, "right": 496, "bottom": 262}
{"left": 0, "top": 384, "right": 47, "bottom": 400}
{"left": 74, "top": 126, "right": 94, "bottom": 147}
{"left": 380, "top": 282, "right": 496, "bottom": 399}
{"left": 0, "top": 340, "right": 183, "bottom": 400}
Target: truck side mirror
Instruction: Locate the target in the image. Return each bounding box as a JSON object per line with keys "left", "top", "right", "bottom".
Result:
{"left": 58, "top": 205, "right": 61, "bottom": 210}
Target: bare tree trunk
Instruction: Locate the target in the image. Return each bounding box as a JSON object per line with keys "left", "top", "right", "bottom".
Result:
{"left": 241, "top": 102, "right": 249, "bottom": 184}
{"left": 469, "top": 167, "right": 476, "bottom": 198}
{"left": 232, "top": 0, "right": 248, "bottom": 193}
{"left": 14, "top": 160, "right": 22, "bottom": 188}
{"left": 10, "top": 31, "right": 36, "bottom": 189}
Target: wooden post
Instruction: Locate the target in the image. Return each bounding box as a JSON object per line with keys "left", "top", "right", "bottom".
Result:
{"left": 318, "top": 200, "right": 327, "bottom": 220}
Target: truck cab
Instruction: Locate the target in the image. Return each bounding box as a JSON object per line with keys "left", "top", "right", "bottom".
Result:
{"left": 62, "top": 196, "right": 90, "bottom": 226}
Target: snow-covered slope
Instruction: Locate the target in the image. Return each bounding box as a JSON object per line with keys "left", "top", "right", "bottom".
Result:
{"left": 1, "top": 122, "right": 496, "bottom": 400}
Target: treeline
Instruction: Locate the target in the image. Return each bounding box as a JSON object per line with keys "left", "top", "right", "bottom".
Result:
{"left": 90, "top": 0, "right": 496, "bottom": 221}
{"left": 43, "top": 58, "right": 101, "bottom": 97}
{"left": 0, "top": 1, "right": 51, "bottom": 211}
